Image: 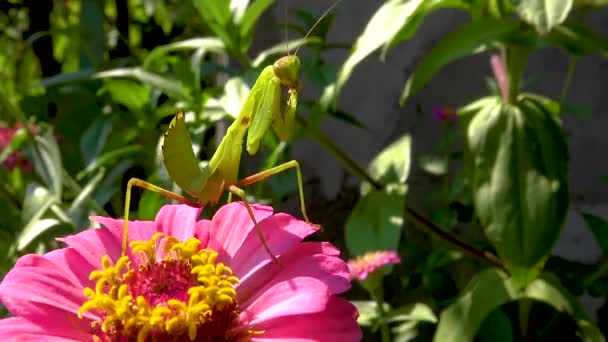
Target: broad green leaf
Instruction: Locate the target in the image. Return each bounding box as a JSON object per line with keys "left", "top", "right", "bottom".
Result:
{"left": 464, "top": 96, "right": 569, "bottom": 286}
{"left": 334, "top": 0, "right": 426, "bottom": 105}
{"left": 544, "top": 21, "right": 608, "bottom": 57}
{"left": 400, "top": 18, "right": 519, "bottom": 104}
{"left": 581, "top": 213, "right": 608, "bottom": 254}
{"left": 345, "top": 184, "right": 406, "bottom": 256}
{"left": 525, "top": 273, "right": 605, "bottom": 342}
{"left": 514, "top": 0, "right": 574, "bottom": 33}
{"left": 100, "top": 79, "right": 151, "bottom": 112}
{"left": 477, "top": 309, "right": 514, "bottom": 342}
{"left": 361, "top": 134, "right": 411, "bottom": 195}
{"left": 433, "top": 268, "right": 517, "bottom": 342}
{"left": 94, "top": 67, "right": 189, "bottom": 100}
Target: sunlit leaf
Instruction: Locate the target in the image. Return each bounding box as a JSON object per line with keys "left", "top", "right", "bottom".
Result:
{"left": 143, "top": 38, "right": 225, "bottom": 68}
{"left": 31, "top": 127, "right": 63, "bottom": 198}
{"left": 351, "top": 300, "right": 391, "bottom": 327}
{"left": 334, "top": 0, "right": 426, "bottom": 105}
{"left": 100, "top": 80, "right": 151, "bottom": 112}
{"left": 514, "top": 0, "right": 573, "bottom": 33}
{"left": 433, "top": 268, "right": 518, "bottom": 342}
{"left": 18, "top": 183, "right": 58, "bottom": 250}
{"left": 94, "top": 67, "right": 189, "bottom": 100}
{"left": 345, "top": 184, "right": 406, "bottom": 256}
{"left": 361, "top": 134, "right": 411, "bottom": 195}
{"left": 400, "top": 18, "right": 519, "bottom": 104}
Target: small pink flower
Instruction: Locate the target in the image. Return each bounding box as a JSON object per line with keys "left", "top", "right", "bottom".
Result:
{"left": 431, "top": 107, "right": 458, "bottom": 122}
{"left": 348, "top": 250, "right": 401, "bottom": 281}
{"left": 0, "top": 123, "right": 34, "bottom": 172}
{"left": 0, "top": 203, "right": 361, "bottom": 341}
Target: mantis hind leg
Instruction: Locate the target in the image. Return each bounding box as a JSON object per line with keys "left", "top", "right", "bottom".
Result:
{"left": 228, "top": 185, "right": 279, "bottom": 262}
{"left": 237, "top": 160, "right": 317, "bottom": 228}
{"left": 122, "top": 178, "right": 199, "bottom": 255}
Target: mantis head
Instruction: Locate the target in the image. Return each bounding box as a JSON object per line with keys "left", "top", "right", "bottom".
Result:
{"left": 273, "top": 55, "right": 300, "bottom": 90}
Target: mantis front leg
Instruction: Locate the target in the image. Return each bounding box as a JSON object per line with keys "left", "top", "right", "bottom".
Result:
{"left": 122, "top": 178, "right": 199, "bottom": 255}
{"left": 237, "top": 160, "right": 315, "bottom": 226}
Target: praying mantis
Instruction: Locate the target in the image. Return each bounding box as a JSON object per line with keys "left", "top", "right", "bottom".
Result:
{"left": 121, "top": 2, "right": 342, "bottom": 260}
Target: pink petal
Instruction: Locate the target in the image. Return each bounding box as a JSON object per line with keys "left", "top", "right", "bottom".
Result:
{"left": 44, "top": 248, "right": 95, "bottom": 289}
{"left": 251, "top": 297, "right": 361, "bottom": 342}
{"left": 207, "top": 202, "right": 273, "bottom": 258}
{"left": 57, "top": 227, "right": 122, "bottom": 268}
{"left": 154, "top": 204, "right": 202, "bottom": 241}
{"left": 89, "top": 215, "right": 156, "bottom": 253}
{"left": 0, "top": 317, "right": 90, "bottom": 342}
{"left": 230, "top": 213, "right": 318, "bottom": 278}
{"left": 241, "top": 277, "right": 333, "bottom": 325}
{"left": 0, "top": 254, "right": 96, "bottom": 323}
{"left": 238, "top": 242, "right": 350, "bottom": 304}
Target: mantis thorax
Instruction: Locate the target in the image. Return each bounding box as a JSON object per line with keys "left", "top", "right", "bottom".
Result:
{"left": 273, "top": 55, "right": 300, "bottom": 90}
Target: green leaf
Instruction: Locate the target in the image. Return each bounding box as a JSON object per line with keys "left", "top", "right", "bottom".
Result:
{"left": 31, "top": 127, "right": 63, "bottom": 198}
{"left": 514, "top": 0, "right": 574, "bottom": 33}
{"left": 251, "top": 37, "right": 321, "bottom": 68}
{"left": 345, "top": 184, "right": 406, "bottom": 256}
{"left": 143, "top": 38, "right": 225, "bottom": 69}
{"left": 433, "top": 268, "right": 517, "bottom": 342}
{"left": 464, "top": 96, "right": 569, "bottom": 286}
{"left": 400, "top": 18, "right": 519, "bottom": 105}
{"left": 351, "top": 300, "right": 391, "bottom": 327}
{"left": 581, "top": 212, "right": 608, "bottom": 254}
{"left": 67, "top": 168, "right": 105, "bottom": 222}
{"left": 240, "top": 0, "right": 274, "bottom": 51}
{"left": 477, "top": 309, "right": 514, "bottom": 342}
{"left": 100, "top": 79, "right": 151, "bottom": 112}
{"left": 544, "top": 20, "right": 608, "bottom": 57}
{"left": 525, "top": 273, "right": 605, "bottom": 342}
{"left": 419, "top": 154, "right": 447, "bottom": 176}
{"left": 79, "top": 0, "right": 104, "bottom": 69}
{"left": 18, "top": 183, "right": 59, "bottom": 250}
{"left": 386, "top": 303, "right": 437, "bottom": 323}
{"left": 80, "top": 117, "right": 112, "bottom": 166}
{"left": 0, "top": 127, "right": 27, "bottom": 165}
{"left": 334, "top": 0, "right": 427, "bottom": 105}
{"left": 193, "top": 0, "right": 240, "bottom": 53}
{"left": 361, "top": 134, "right": 411, "bottom": 195}
{"left": 94, "top": 67, "right": 189, "bottom": 100}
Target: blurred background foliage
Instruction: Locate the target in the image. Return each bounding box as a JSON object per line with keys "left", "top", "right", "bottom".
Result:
{"left": 1, "top": 0, "right": 608, "bottom": 341}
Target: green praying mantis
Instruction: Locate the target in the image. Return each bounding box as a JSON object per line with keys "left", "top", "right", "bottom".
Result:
{"left": 121, "top": 2, "right": 343, "bottom": 260}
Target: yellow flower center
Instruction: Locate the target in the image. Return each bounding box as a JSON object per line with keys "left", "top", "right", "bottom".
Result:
{"left": 78, "top": 232, "right": 258, "bottom": 341}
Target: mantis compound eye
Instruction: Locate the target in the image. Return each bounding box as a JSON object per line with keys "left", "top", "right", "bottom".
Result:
{"left": 273, "top": 55, "right": 300, "bottom": 90}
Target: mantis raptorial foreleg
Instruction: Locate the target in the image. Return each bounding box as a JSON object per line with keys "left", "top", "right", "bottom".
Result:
{"left": 228, "top": 185, "right": 278, "bottom": 262}
{"left": 122, "top": 178, "right": 199, "bottom": 254}
{"left": 237, "top": 159, "right": 313, "bottom": 225}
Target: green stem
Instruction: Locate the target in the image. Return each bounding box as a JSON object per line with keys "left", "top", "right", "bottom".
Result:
{"left": 505, "top": 47, "right": 528, "bottom": 103}
{"left": 371, "top": 285, "right": 391, "bottom": 342}
{"left": 583, "top": 259, "right": 608, "bottom": 288}
{"left": 560, "top": 57, "right": 577, "bottom": 103}
{"left": 298, "top": 115, "right": 507, "bottom": 273}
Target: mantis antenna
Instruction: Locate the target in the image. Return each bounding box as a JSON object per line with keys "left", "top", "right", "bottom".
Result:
{"left": 293, "top": 0, "right": 344, "bottom": 56}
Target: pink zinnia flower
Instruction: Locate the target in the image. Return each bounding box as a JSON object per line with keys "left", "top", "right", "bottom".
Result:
{"left": 431, "top": 107, "right": 458, "bottom": 123}
{"left": 0, "top": 202, "right": 361, "bottom": 341}
{"left": 348, "top": 250, "right": 401, "bottom": 281}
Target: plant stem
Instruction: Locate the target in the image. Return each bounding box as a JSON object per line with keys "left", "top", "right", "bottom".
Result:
{"left": 583, "top": 259, "right": 608, "bottom": 288}
{"left": 560, "top": 57, "right": 577, "bottom": 103}
{"left": 300, "top": 116, "right": 507, "bottom": 273}
{"left": 371, "top": 285, "right": 391, "bottom": 342}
